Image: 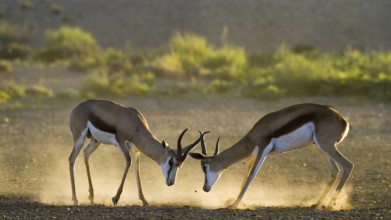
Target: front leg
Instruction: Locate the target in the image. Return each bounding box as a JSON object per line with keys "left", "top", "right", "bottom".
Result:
{"left": 112, "top": 144, "right": 131, "bottom": 205}
{"left": 133, "top": 152, "right": 149, "bottom": 205}
{"left": 228, "top": 145, "right": 272, "bottom": 209}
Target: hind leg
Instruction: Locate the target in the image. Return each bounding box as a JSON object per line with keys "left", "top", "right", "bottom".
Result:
{"left": 316, "top": 141, "right": 353, "bottom": 209}
{"left": 83, "top": 138, "right": 100, "bottom": 204}
{"left": 324, "top": 147, "right": 353, "bottom": 208}
{"left": 314, "top": 156, "right": 340, "bottom": 208}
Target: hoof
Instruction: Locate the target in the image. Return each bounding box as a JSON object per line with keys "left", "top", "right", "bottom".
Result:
{"left": 88, "top": 195, "right": 94, "bottom": 204}
{"left": 310, "top": 204, "right": 326, "bottom": 209}
{"left": 226, "top": 204, "right": 238, "bottom": 209}
{"left": 112, "top": 197, "right": 119, "bottom": 206}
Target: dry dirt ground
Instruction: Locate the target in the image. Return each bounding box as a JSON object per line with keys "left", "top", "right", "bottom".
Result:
{"left": 0, "top": 95, "right": 390, "bottom": 219}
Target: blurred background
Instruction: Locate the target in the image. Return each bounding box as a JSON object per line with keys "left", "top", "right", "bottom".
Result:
{"left": 1, "top": 0, "right": 391, "bottom": 104}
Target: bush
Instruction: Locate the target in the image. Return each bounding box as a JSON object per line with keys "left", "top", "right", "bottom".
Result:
{"left": 103, "top": 48, "right": 132, "bottom": 73}
{"left": 0, "top": 21, "right": 31, "bottom": 59}
{"left": 68, "top": 56, "right": 101, "bottom": 72}
{"left": 0, "top": 81, "right": 25, "bottom": 98}
{"left": 209, "top": 79, "right": 235, "bottom": 94}
{"left": 204, "top": 46, "right": 247, "bottom": 78}
{"left": 20, "top": 0, "right": 33, "bottom": 10}
{"left": 51, "top": 4, "right": 63, "bottom": 14}
{"left": 272, "top": 49, "right": 330, "bottom": 95}
{"left": 0, "top": 60, "right": 12, "bottom": 73}
{"left": 155, "top": 33, "right": 214, "bottom": 76}
{"left": 25, "top": 85, "right": 53, "bottom": 99}
{"left": 56, "top": 89, "right": 80, "bottom": 100}
{"left": 81, "top": 70, "right": 154, "bottom": 97}
{"left": 155, "top": 32, "right": 247, "bottom": 78}
{"left": 39, "top": 26, "right": 100, "bottom": 62}
{"left": 0, "top": 91, "right": 10, "bottom": 104}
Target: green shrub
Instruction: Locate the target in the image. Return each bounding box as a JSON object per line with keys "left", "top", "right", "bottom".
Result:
{"left": 155, "top": 33, "right": 247, "bottom": 78}
{"left": 0, "top": 81, "right": 25, "bottom": 98}
{"left": 51, "top": 3, "right": 63, "bottom": 14}
{"left": 39, "top": 26, "right": 100, "bottom": 62}
{"left": 268, "top": 46, "right": 334, "bottom": 96}
{"left": 81, "top": 70, "right": 154, "bottom": 97}
{"left": 0, "top": 91, "right": 10, "bottom": 104}
{"left": 209, "top": 79, "right": 235, "bottom": 94}
{"left": 20, "top": 0, "right": 33, "bottom": 10}
{"left": 25, "top": 85, "right": 53, "bottom": 99}
{"left": 103, "top": 48, "right": 132, "bottom": 73}
{"left": 0, "top": 60, "right": 12, "bottom": 73}
{"left": 68, "top": 56, "right": 101, "bottom": 72}
{"left": 155, "top": 33, "right": 214, "bottom": 76}
{"left": 0, "top": 21, "right": 31, "bottom": 59}
{"left": 56, "top": 89, "right": 80, "bottom": 100}
{"left": 204, "top": 46, "right": 247, "bottom": 78}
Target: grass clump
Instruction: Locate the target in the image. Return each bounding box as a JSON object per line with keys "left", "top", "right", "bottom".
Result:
{"left": 39, "top": 26, "right": 100, "bottom": 64}
{"left": 0, "top": 60, "right": 12, "bottom": 73}
{"left": 0, "top": 21, "right": 31, "bottom": 60}
{"left": 81, "top": 70, "right": 154, "bottom": 97}
{"left": 0, "top": 81, "right": 25, "bottom": 99}
{"left": 154, "top": 33, "right": 246, "bottom": 79}
{"left": 25, "top": 85, "right": 53, "bottom": 99}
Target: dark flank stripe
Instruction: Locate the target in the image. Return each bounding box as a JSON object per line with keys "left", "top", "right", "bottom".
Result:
{"left": 88, "top": 112, "right": 117, "bottom": 134}
{"left": 268, "top": 113, "right": 317, "bottom": 139}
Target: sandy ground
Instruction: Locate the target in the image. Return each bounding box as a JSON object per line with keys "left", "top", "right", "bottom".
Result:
{"left": 0, "top": 96, "right": 390, "bottom": 219}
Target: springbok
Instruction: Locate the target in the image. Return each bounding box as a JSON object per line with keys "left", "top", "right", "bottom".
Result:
{"left": 190, "top": 103, "right": 353, "bottom": 209}
{"left": 68, "top": 99, "right": 202, "bottom": 205}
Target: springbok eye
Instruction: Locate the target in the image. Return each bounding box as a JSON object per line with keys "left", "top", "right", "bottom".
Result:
{"left": 202, "top": 165, "right": 207, "bottom": 173}
{"left": 168, "top": 159, "right": 173, "bottom": 166}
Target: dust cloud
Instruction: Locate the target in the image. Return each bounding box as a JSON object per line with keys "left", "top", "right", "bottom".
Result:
{"left": 36, "top": 147, "right": 352, "bottom": 210}
{"left": 0, "top": 139, "right": 351, "bottom": 210}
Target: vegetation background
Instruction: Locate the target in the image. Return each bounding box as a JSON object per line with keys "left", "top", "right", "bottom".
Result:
{"left": 1, "top": 0, "right": 391, "bottom": 106}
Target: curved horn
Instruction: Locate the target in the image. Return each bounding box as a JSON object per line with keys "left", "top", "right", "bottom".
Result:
{"left": 177, "top": 128, "right": 189, "bottom": 157}
{"left": 214, "top": 137, "right": 220, "bottom": 156}
{"left": 180, "top": 130, "right": 208, "bottom": 161}
{"left": 199, "top": 130, "right": 210, "bottom": 155}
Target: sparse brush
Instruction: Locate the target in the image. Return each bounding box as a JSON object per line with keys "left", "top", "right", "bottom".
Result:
{"left": 0, "top": 21, "right": 31, "bottom": 60}
{"left": 51, "top": 3, "right": 63, "bottom": 15}
{"left": 81, "top": 70, "right": 154, "bottom": 97}
{"left": 39, "top": 26, "right": 100, "bottom": 63}
{"left": 0, "top": 60, "right": 12, "bottom": 73}
{"left": 25, "top": 85, "right": 53, "bottom": 99}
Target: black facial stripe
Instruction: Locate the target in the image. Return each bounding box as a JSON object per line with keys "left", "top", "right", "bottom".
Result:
{"left": 168, "top": 158, "right": 173, "bottom": 166}
{"left": 268, "top": 113, "right": 317, "bottom": 139}
{"left": 167, "top": 159, "right": 173, "bottom": 178}
{"left": 88, "top": 112, "right": 116, "bottom": 134}
{"left": 167, "top": 166, "right": 172, "bottom": 181}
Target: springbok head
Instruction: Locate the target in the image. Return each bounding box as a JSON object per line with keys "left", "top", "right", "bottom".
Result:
{"left": 189, "top": 131, "right": 221, "bottom": 192}
{"left": 161, "top": 128, "right": 202, "bottom": 186}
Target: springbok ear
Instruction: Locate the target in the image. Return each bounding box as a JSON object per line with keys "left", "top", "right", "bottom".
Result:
{"left": 162, "top": 140, "right": 167, "bottom": 148}
{"left": 189, "top": 152, "right": 206, "bottom": 160}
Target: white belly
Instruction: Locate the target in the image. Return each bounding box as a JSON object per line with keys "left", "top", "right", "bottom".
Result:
{"left": 87, "top": 121, "right": 119, "bottom": 146}
{"left": 271, "top": 122, "right": 314, "bottom": 154}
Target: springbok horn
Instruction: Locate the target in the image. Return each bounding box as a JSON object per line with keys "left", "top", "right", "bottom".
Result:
{"left": 199, "top": 131, "right": 210, "bottom": 155}
{"left": 180, "top": 130, "right": 208, "bottom": 161}
{"left": 177, "top": 128, "right": 189, "bottom": 158}
{"left": 214, "top": 137, "right": 220, "bottom": 156}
